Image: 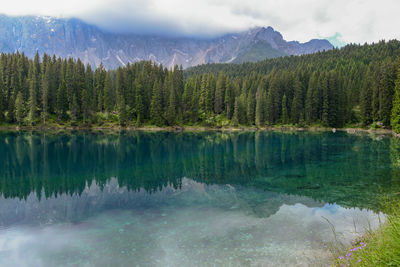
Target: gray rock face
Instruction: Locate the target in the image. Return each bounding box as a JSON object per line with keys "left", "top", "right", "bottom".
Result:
{"left": 0, "top": 15, "right": 333, "bottom": 69}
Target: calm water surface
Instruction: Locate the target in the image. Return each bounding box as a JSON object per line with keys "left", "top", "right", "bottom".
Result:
{"left": 0, "top": 131, "right": 399, "bottom": 266}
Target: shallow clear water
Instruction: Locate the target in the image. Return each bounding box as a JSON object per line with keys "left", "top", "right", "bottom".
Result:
{"left": 0, "top": 131, "right": 399, "bottom": 266}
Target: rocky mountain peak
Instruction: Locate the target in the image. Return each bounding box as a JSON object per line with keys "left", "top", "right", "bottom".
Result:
{"left": 0, "top": 15, "right": 334, "bottom": 69}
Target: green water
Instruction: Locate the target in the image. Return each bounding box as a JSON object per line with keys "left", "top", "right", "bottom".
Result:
{"left": 0, "top": 131, "right": 399, "bottom": 266}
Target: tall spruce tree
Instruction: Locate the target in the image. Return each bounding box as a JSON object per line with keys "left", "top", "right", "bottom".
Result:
{"left": 391, "top": 67, "right": 400, "bottom": 133}
{"left": 81, "top": 88, "right": 91, "bottom": 124}
{"left": 0, "top": 75, "right": 4, "bottom": 123}
{"left": 281, "top": 94, "right": 289, "bottom": 124}
{"left": 71, "top": 94, "right": 78, "bottom": 122}
{"left": 305, "top": 81, "right": 314, "bottom": 123}
{"left": 117, "top": 94, "right": 127, "bottom": 126}
{"left": 205, "top": 73, "right": 215, "bottom": 114}
{"left": 379, "top": 60, "right": 396, "bottom": 126}
{"left": 291, "top": 79, "right": 303, "bottom": 124}
{"left": 360, "top": 70, "right": 373, "bottom": 126}
{"left": 15, "top": 91, "right": 24, "bottom": 125}
{"left": 150, "top": 80, "right": 163, "bottom": 126}
{"left": 166, "top": 85, "right": 176, "bottom": 125}
{"left": 266, "top": 90, "right": 274, "bottom": 125}
{"left": 56, "top": 80, "right": 68, "bottom": 121}
{"left": 247, "top": 91, "right": 256, "bottom": 125}
{"left": 232, "top": 98, "right": 239, "bottom": 126}
{"left": 255, "top": 89, "right": 266, "bottom": 126}
{"left": 224, "top": 78, "right": 234, "bottom": 119}
{"left": 182, "top": 80, "right": 193, "bottom": 123}
{"left": 28, "top": 63, "right": 38, "bottom": 124}
{"left": 321, "top": 74, "right": 330, "bottom": 127}
{"left": 42, "top": 64, "right": 50, "bottom": 125}
{"left": 103, "top": 73, "right": 114, "bottom": 113}
{"left": 214, "top": 72, "right": 226, "bottom": 114}
{"left": 199, "top": 74, "right": 207, "bottom": 114}
{"left": 135, "top": 79, "right": 145, "bottom": 125}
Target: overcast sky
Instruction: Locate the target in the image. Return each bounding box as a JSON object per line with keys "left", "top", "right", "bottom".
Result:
{"left": 1, "top": 0, "right": 399, "bottom": 46}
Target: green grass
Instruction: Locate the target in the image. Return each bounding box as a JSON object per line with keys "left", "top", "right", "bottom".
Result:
{"left": 334, "top": 199, "right": 400, "bottom": 266}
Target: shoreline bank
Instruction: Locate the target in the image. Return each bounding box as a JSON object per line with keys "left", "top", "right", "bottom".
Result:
{"left": 333, "top": 200, "right": 400, "bottom": 266}
{"left": 0, "top": 124, "right": 395, "bottom": 136}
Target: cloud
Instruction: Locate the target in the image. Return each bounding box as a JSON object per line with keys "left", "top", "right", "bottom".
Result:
{"left": 1, "top": 0, "right": 400, "bottom": 44}
{"left": 323, "top": 33, "right": 347, "bottom": 48}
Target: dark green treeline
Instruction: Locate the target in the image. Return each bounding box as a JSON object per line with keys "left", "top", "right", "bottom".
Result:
{"left": 186, "top": 40, "right": 400, "bottom": 129}
{"left": 0, "top": 51, "right": 185, "bottom": 126}
{"left": 1, "top": 41, "right": 400, "bottom": 129}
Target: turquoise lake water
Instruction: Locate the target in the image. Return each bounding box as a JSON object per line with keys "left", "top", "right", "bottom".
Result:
{"left": 0, "top": 131, "right": 399, "bottom": 266}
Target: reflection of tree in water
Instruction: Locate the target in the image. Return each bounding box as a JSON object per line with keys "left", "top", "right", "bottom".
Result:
{"left": 390, "top": 137, "right": 400, "bottom": 193}
{"left": 0, "top": 131, "right": 399, "bottom": 210}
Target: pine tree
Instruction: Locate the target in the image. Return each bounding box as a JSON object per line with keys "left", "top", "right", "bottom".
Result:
{"left": 71, "top": 94, "right": 78, "bottom": 122}
{"left": 291, "top": 79, "right": 303, "bottom": 124}
{"left": 214, "top": 72, "right": 226, "bottom": 114}
{"left": 166, "top": 85, "right": 176, "bottom": 125}
{"left": 15, "top": 91, "right": 24, "bottom": 125}
{"left": 246, "top": 91, "right": 256, "bottom": 125}
{"left": 135, "top": 79, "right": 145, "bottom": 125}
{"left": 281, "top": 94, "right": 289, "bottom": 124}
{"left": 117, "top": 94, "right": 127, "bottom": 126}
{"left": 321, "top": 74, "right": 330, "bottom": 127}
{"left": 266, "top": 90, "right": 274, "bottom": 125}
{"left": 33, "top": 51, "right": 41, "bottom": 78}
{"left": 199, "top": 74, "right": 207, "bottom": 113}
{"left": 28, "top": 63, "right": 38, "bottom": 124}
{"left": 379, "top": 60, "right": 396, "bottom": 126}
{"left": 150, "top": 80, "right": 163, "bottom": 126}
{"left": 360, "top": 71, "right": 373, "bottom": 126}
{"left": 81, "top": 88, "right": 91, "bottom": 124}
{"left": 103, "top": 73, "right": 114, "bottom": 113}
{"left": 16, "top": 54, "right": 28, "bottom": 102}
{"left": 0, "top": 75, "right": 4, "bottom": 123}
{"left": 56, "top": 80, "right": 68, "bottom": 121}
{"left": 190, "top": 78, "right": 200, "bottom": 123}
{"left": 224, "top": 78, "right": 234, "bottom": 119}
{"left": 95, "top": 64, "right": 106, "bottom": 112}
{"left": 116, "top": 68, "right": 127, "bottom": 126}
{"left": 74, "top": 58, "right": 86, "bottom": 118}
{"left": 182, "top": 80, "right": 193, "bottom": 123}
{"left": 42, "top": 64, "right": 50, "bottom": 125}
{"left": 7, "top": 93, "right": 16, "bottom": 123}
{"left": 372, "top": 76, "right": 380, "bottom": 122}
{"left": 255, "top": 89, "right": 266, "bottom": 126}
{"left": 65, "top": 58, "right": 75, "bottom": 109}
{"left": 327, "top": 71, "right": 339, "bottom": 127}
{"left": 391, "top": 67, "right": 400, "bottom": 133}
{"left": 85, "top": 64, "right": 95, "bottom": 122}
{"left": 205, "top": 73, "right": 215, "bottom": 114}
{"left": 233, "top": 98, "right": 239, "bottom": 126}
{"left": 305, "top": 72, "right": 318, "bottom": 123}
{"left": 266, "top": 77, "right": 280, "bottom": 124}
{"left": 173, "top": 65, "right": 184, "bottom": 119}
{"left": 237, "top": 93, "right": 247, "bottom": 124}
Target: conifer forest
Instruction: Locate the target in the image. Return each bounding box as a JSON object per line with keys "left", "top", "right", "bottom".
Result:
{"left": 1, "top": 40, "right": 400, "bottom": 131}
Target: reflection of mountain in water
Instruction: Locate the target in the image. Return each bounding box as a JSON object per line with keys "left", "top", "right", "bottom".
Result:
{"left": 0, "top": 178, "right": 324, "bottom": 227}
{"left": 0, "top": 131, "right": 399, "bottom": 212}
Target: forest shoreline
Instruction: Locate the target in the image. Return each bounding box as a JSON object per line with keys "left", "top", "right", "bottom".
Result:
{"left": 0, "top": 123, "right": 395, "bottom": 136}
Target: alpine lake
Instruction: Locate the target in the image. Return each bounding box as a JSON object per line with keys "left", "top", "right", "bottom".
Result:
{"left": 0, "top": 130, "right": 399, "bottom": 266}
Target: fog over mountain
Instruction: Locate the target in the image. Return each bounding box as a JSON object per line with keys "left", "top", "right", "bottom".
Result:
{"left": 0, "top": 14, "right": 333, "bottom": 69}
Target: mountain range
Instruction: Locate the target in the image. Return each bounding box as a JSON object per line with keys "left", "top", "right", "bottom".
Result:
{"left": 0, "top": 14, "right": 333, "bottom": 69}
